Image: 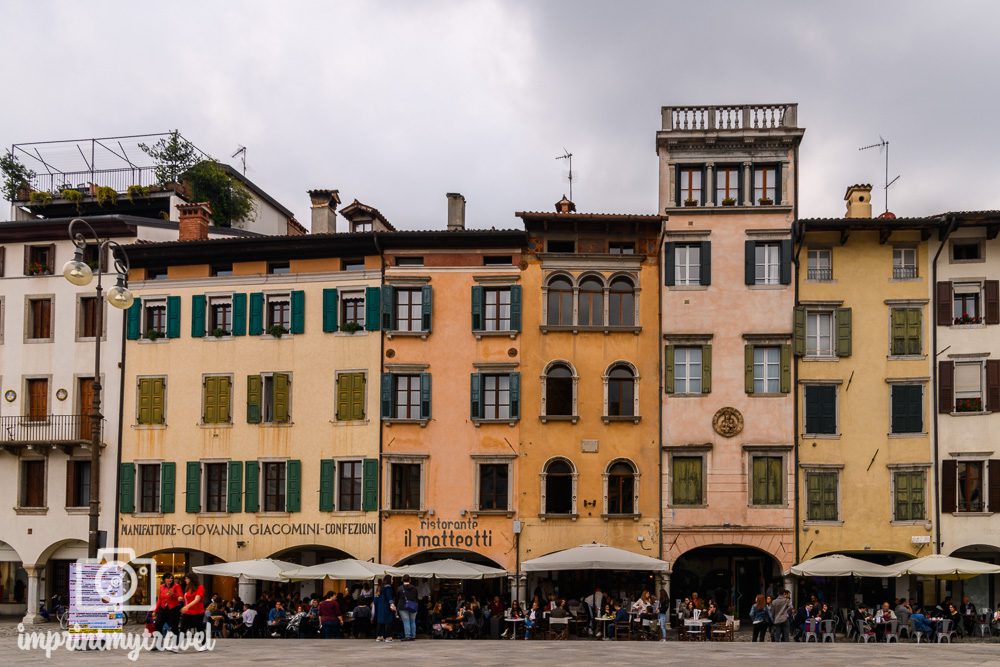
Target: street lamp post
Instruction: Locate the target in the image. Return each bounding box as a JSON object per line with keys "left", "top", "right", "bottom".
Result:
{"left": 63, "top": 219, "right": 133, "bottom": 559}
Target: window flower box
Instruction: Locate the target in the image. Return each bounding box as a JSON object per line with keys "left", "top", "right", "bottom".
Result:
{"left": 721, "top": 197, "right": 736, "bottom": 206}
{"left": 758, "top": 197, "right": 774, "bottom": 206}
{"left": 955, "top": 397, "right": 983, "bottom": 413}
{"left": 954, "top": 314, "right": 983, "bottom": 325}
{"left": 26, "top": 261, "right": 50, "bottom": 276}
{"left": 267, "top": 324, "right": 289, "bottom": 338}
{"left": 684, "top": 198, "right": 698, "bottom": 207}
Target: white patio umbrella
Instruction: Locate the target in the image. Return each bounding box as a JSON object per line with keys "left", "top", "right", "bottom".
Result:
{"left": 282, "top": 559, "right": 401, "bottom": 581}
{"left": 521, "top": 543, "right": 670, "bottom": 572}
{"left": 391, "top": 558, "right": 508, "bottom": 580}
{"left": 192, "top": 558, "right": 298, "bottom": 582}
{"left": 888, "top": 554, "right": 1000, "bottom": 581}
{"left": 789, "top": 554, "right": 898, "bottom": 578}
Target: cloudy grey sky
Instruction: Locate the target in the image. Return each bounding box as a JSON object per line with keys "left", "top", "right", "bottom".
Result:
{"left": 3, "top": 0, "right": 997, "bottom": 229}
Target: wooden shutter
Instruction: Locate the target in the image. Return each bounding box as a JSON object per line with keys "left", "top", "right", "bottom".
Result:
{"left": 350, "top": 374, "right": 365, "bottom": 420}
{"left": 160, "top": 462, "right": 176, "bottom": 513}
{"left": 940, "top": 459, "right": 957, "bottom": 513}
{"left": 471, "top": 286, "right": 484, "bottom": 330}
{"left": 66, "top": 461, "right": 76, "bottom": 508}
{"left": 138, "top": 379, "right": 152, "bottom": 425}
{"left": 939, "top": 361, "right": 954, "bottom": 414}
{"left": 203, "top": 376, "right": 218, "bottom": 424}
{"left": 166, "top": 296, "right": 181, "bottom": 338}
{"left": 364, "top": 286, "right": 381, "bottom": 331}
{"left": 119, "top": 463, "right": 135, "bottom": 513}
{"left": 286, "top": 460, "right": 301, "bottom": 512}
{"left": 663, "top": 242, "right": 675, "bottom": 286}
{"left": 752, "top": 457, "right": 767, "bottom": 505}
{"left": 986, "top": 280, "right": 1000, "bottom": 325}
{"left": 185, "top": 461, "right": 201, "bottom": 513}
{"left": 470, "top": 373, "right": 482, "bottom": 419}
{"left": 836, "top": 307, "right": 852, "bottom": 357}
{"left": 701, "top": 344, "right": 712, "bottom": 394}
{"left": 891, "top": 385, "right": 923, "bottom": 434}
{"left": 150, "top": 378, "right": 165, "bottom": 425}
{"left": 989, "top": 460, "right": 1000, "bottom": 513}
{"left": 227, "top": 461, "right": 243, "bottom": 513}
{"left": 988, "top": 360, "right": 1000, "bottom": 412}
{"left": 273, "top": 373, "right": 290, "bottom": 423}
{"left": 126, "top": 299, "right": 142, "bottom": 340}
{"left": 780, "top": 344, "right": 792, "bottom": 394}
{"left": 891, "top": 309, "right": 907, "bottom": 356}
{"left": 290, "top": 290, "right": 305, "bottom": 334}
{"left": 248, "top": 292, "right": 264, "bottom": 335}
{"left": 793, "top": 306, "right": 806, "bottom": 356}
{"left": 779, "top": 239, "right": 792, "bottom": 285}
{"left": 774, "top": 164, "right": 783, "bottom": 204}
{"left": 380, "top": 285, "right": 396, "bottom": 330}
{"left": 381, "top": 373, "right": 394, "bottom": 418}
{"left": 421, "top": 285, "right": 433, "bottom": 331}
{"left": 744, "top": 240, "right": 756, "bottom": 285}
{"left": 699, "top": 241, "right": 711, "bottom": 286}
{"left": 936, "top": 281, "right": 953, "bottom": 326}
{"left": 218, "top": 377, "right": 231, "bottom": 423}
{"left": 362, "top": 458, "right": 379, "bottom": 511}
{"left": 322, "top": 288, "right": 339, "bottom": 333}
{"left": 191, "top": 294, "right": 206, "bottom": 337}
{"left": 232, "top": 293, "right": 247, "bottom": 336}
{"left": 907, "top": 308, "right": 922, "bottom": 355}
{"left": 246, "top": 375, "right": 262, "bottom": 423}
{"left": 664, "top": 345, "right": 675, "bottom": 394}
{"left": 335, "top": 374, "right": 348, "bottom": 421}
{"left": 509, "top": 372, "right": 520, "bottom": 419}
{"left": 244, "top": 461, "right": 259, "bottom": 512}
{"left": 744, "top": 344, "right": 755, "bottom": 394}
{"left": 319, "top": 460, "right": 335, "bottom": 511}
{"left": 510, "top": 285, "right": 522, "bottom": 332}
{"left": 420, "top": 373, "right": 432, "bottom": 419}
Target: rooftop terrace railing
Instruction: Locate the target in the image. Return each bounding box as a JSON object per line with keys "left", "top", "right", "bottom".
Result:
{"left": 663, "top": 104, "right": 798, "bottom": 131}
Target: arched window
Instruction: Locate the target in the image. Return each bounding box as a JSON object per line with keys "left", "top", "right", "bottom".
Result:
{"left": 607, "top": 461, "right": 636, "bottom": 515}
{"left": 607, "top": 364, "right": 636, "bottom": 417}
{"left": 546, "top": 276, "right": 573, "bottom": 326}
{"left": 578, "top": 277, "right": 604, "bottom": 326}
{"left": 545, "top": 363, "right": 574, "bottom": 416}
{"left": 544, "top": 459, "right": 574, "bottom": 514}
{"left": 609, "top": 277, "right": 635, "bottom": 326}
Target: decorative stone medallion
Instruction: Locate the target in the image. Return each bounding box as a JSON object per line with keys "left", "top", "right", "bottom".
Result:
{"left": 712, "top": 406, "right": 743, "bottom": 438}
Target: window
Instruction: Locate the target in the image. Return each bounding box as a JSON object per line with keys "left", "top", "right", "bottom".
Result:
{"left": 382, "top": 373, "right": 430, "bottom": 420}
{"left": 336, "top": 372, "right": 366, "bottom": 421}
{"left": 209, "top": 297, "right": 232, "bottom": 335}
{"left": 79, "top": 297, "right": 99, "bottom": 338}
{"left": 715, "top": 165, "right": 740, "bottom": 204}
{"left": 483, "top": 255, "right": 513, "bottom": 265}
{"left": 20, "top": 460, "right": 45, "bottom": 508}
{"left": 953, "top": 283, "right": 982, "bottom": 325}
{"left": 547, "top": 240, "right": 575, "bottom": 253}
{"left": 671, "top": 457, "right": 703, "bottom": 506}
{"left": 954, "top": 362, "right": 983, "bottom": 413}
{"left": 395, "top": 256, "right": 424, "bottom": 266}
{"left": 395, "top": 375, "right": 422, "bottom": 420}
{"left": 577, "top": 277, "right": 604, "bottom": 326}
{"left": 609, "top": 242, "right": 635, "bottom": 255}
{"left": 27, "top": 297, "right": 52, "bottom": 340}
{"left": 890, "top": 384, "right": 923, "bottom": 434}
{"left": 606, "top": 461, "right": 636, "bottom": 515}
{"left": 210, "top": 264, "right": 233, "bottom": 277}
{"left": 483, "top": 374, "right": 511, "bottom": 420}
{"left": 606, "top": 365, "right": 635, "bottom": 417}
{"left": 478, "top": 463, "right": 509, "bottom": 511}
{"left": 751, "top": 456, "right": 784, "bottom": 506}
{"left": 543, "top": 459, "right": 574, "bottom": 514}
{"left": 608, "top": 278, "right": 635, "bottom": 326}
{"left": 484, "top": 288, "right": 511, "bottom": 331}
{"left": 138, "top": 463, "right": 161, "bottom": 513}
{"left": 66, "top": 460, "right": 91, "bottom": 508}
{"left": 26, "top": 378, "right": 48, "bottom": 421}
{"left": 266, "top": 293, "right": 291, "bottom": 332}
{"left": 395, "top": 288, "right": 423, "bottom": 332}
{"left": 546, "top": 277, "right": 573, "bottom": 325}
{"left": 204, "top": 462, "right": 228, "bottom": 513}
{"left": 341, "top": 293, "right": 365, "bottom": 328}
{"left": 390, "top": 463, "right": 421, "bottom": 510}
{"left": 267, "top": 261, "right": 290, "bottom": 275}
{"left": 678, "top": 167, "right": 703, "bottom": 205}
{"left": 338, "top": 460, "right": 362, "bottom": 511}
{"left": 82, "top": 244, "right": 104, "bottom": 272}
{"left": 352, "top": 221, "right": 373, "bottom": 233}
{"left": 807, "top": 249, "right": 832, "bottom": 281}
{"left": 544, "top": 364, "right": 574, "bottom": 417}
{"left": 804, "top": 385, "right": 837, "bottom": 435}
{"left": 753, "top": 346, "right": 781, "bottom": 394}
{"left": 957, "top": 461, "right": 985, "bottom": 512}
{"left": 674, "top": 244, "right": 701, "bottom": 285}
{"left": 262, "top": 461, "right": 287, "bottom": 512}
{"left": 24, "top": 245, "right": 54, "bottom": 276}
{"left": 137, "top": 377, "right": 166, "bottom": 425}
{"left": 146, "top": 267, "right": 168, "bottom": 280}
{"left": 262, "top": 373, "right": 291, "bottom": 423}
{"left": 202, "top": 376, "right": 232, "bottom": 424}
{"left": 893, "top": 247, "right": 918, "bottom": 279}
{"left": 952, "top": 240, "right": 982, "bottom": 262}
{"left": 342, "top": 258, "right": 365, "bottom": 271}
{"left": 143, "top": 298, "right": 167, "bottom": 336}
{"left": 754, "top": 242, "right": 780, "bottom": 285}
{"left": 806, "top": 311, "right": 835, "bottom": 357}
{"left": 753, "top": 165, "right": 777, "bottom": 204}
{"left": 805, "top": 471, "right": 838, "bottom": 521}
{"left": 890, "top": 308, "right": 922, "bottom": 356}
{"left": 673, "top": 347, "right": 702, "bottom": 395}
{"left": 893, "top": 470, "right": 926, "bottom": 521}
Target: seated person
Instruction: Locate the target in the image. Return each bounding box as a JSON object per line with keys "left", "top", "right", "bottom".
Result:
{"left": 267, "top": 601, "right": 288, "bottom": 637}
{"left": 524, "top": 601, "right": 542, "bottom": 639}
{"left": 704, "top": 602, "right": 727, "bottom": 640}
{"left": 549, "top": 599, "right": 570, "bottom": 619}
{"left": 430, "top": 601, "right": 454, "bottom": 637}
{"left": 910, "top": 607, "right": 933, "bottom": 634}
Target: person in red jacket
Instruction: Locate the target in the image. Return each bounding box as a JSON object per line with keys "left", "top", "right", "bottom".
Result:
{"left": 179, "top": 573, "right": 206, "bottom": 637}
{"left": 155, "top": 573, "right": 183, "bottom": 643}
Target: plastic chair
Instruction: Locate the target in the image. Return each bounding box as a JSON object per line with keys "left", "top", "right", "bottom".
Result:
{"left": 820, "top": 619, "right": 836, "bottom": 642}
{"left": 884, "top": 620, "right": 899, "bottom": 643}
{"left": 856, "top": 619, "right": 875, "bottom": 643}
{"left": 936, "top": 619, "right": 956, "bottom": 643}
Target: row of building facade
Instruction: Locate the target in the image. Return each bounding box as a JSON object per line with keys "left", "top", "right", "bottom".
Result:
{"left": 2, "top": 104, "right": 999, "bottom": 620}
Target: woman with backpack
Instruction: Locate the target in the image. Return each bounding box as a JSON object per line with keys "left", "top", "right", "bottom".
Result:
{"left": 374, "top": 575, "right": 396, "bottom": 642}
{"left": 397, "top": 574, "right": 419, "bottom": 641}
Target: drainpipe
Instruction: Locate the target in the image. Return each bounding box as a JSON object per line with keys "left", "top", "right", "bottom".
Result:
{"left": 931, "top": 214, "right": 958, "bottom": 555}
{"left": 656, "top": 218, "right": 666, "bottom": 576}
{"left": 791, "top": 144, "right": 802, "bottom": 566}
{"left": 374, "top": 231, "right": 385, "bottom": 564}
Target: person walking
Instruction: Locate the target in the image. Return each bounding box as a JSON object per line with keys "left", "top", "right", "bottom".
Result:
{"left": 318, "top": 591, "right": 344, "bottom": 639}
{"left": 178, "top": 573, "right": 206, "bottom": 641}
{"left": 750, "top": 594, "right": 771, "bottom": 642}
{"left": 397, "top": 575, "right": 419, "bottom": 641}
{"left": 656, "top": 588, "right": 670, "bottom": 642}
{"left": 375, "top": 575, "right": 396, "bottom": 642}
{"left": 769, "top": 589, "right": 792, "bottom": 642}
{"left": 154, "top": 573, "right": 183, "bottom": 648}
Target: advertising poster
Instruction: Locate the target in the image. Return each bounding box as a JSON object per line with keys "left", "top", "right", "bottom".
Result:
{"left": 68, "top": 562, "right": 124, "bottom": 636}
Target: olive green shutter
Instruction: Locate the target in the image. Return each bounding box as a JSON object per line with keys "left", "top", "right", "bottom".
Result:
{"left": 891, "top": 308, "right": 907, "bottom": 355}
{"left": 322, "top": 288, "right": 339, "bottom": 333}
{"left": 836, "top": 307, "right": 852, "bottom": 357}
{"left": 471, "top": 286, "right": 484, "bottom": 330}
{"left": 752, "top": 457, "right": 767, "bottom": 505}
{"left": 227, "top": 461, "right": 242, "bottom": 513}
{"left": 185, "top": 461, "right": 201, "bottom": 513}
{"left": 246, "top": 375, "right": 262, "bottom": 423}
{"left": 290, "top": 290, "right": 305, "bottom": 334}
{"left": 362, "top": 458, "right": 379, "bottom": 511}
{"left": 470, "top": 373, "right": 482, "bottom": 418}
{"left": 419, "top": 373, "right": 432, "bottom": 419}
{"left": 380, "top": 285, "right": 396, "bottom": 330}
{"left": 780, "top": 344, "right": 792, "bottom": 393}
{"left": 701, "top": 344, "right": 712, "bottom": 394}
{"left": 150, "top": 378, "right": 165, "bottom": 425}
{"left": 510, "top": 285, "right": 522, "bottom": 332}
{"left": 906, "top": 308, "right": 922, "bottom": 355}
{"left": 248, "top": 292, "right": 264, "bottom": 335}
{"left": 664, "top": 345, "right": 675, "bottom": 394}
{"left": 244, "top": 461, "right": 259, "bottom": 512}
{"left": 126, "top": 299, "right": 142, "bottom": 340}
{"left": 364, "top": 286, "right": 381, "bottom": 331}
{"left": 286, "top": 460, "right": 301, "bottom": 512}
{"left": 218, "top": 377, "right": 231, "bottom": 423}
{"left": 336, "top": 375, "right": 348, "bottom": 421}
{"left": 232, "top": 293, "right": 247, "bottom": 336}
{"left": 421, "top": 285, "right": 433, "bottom": 331}
{"left": 166, "top": 296, "right": 181, "bottom": 339}
{"left": 160, "top": 462, "right": 176, "bottom": 513}
{"left": 191, "top": 294, "right": 206, "bottom": 338}
{"left": 273, "top": 373, "right": 290, "bottom": 423}
{"left": 509, "top": 372, "right": 521, "bottom": 419}
{"left": 336, "top": 373, "right": 365, "bottom": 421}
{"left": 203, "top": 376, "right": 218, "bottom": 424}
{"left": 138, "top": 379, "right": 152, "bottom": 424}
{"left": 793, "top": 307, "right": 806, "bottom": 356}
{"left": 119, "top": 463, "right": 135, "bottom": 513}
{"left": 319, "top": 460, "right": 335, "bottom": 511}
{"left": 350, "top": 374, "right": 365, "bottom": 420}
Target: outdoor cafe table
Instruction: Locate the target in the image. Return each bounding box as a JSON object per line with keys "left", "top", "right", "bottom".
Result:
{"left": 505, "top": 616, "right": 524, "bottom": 639}
{"left": 684, "top": 618, "right": 711, "bottom": 640}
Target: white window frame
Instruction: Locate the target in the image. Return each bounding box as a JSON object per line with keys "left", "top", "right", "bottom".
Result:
{"left": 384, "top": 456, "right": 426, "bottom": 512}
{"left": 806, "top": 310, "right": 835, "bottom": 357}
{"left": 603, "top": 458, "right": 640, "bottom": 517}
{"left": 539, "top": 457, "right": 578, "bottom": 517}
{"left": 674, "top": 347, "right": 702, "bottom": 395}
{"left": 207, "top": 294, "right": 234, "bottom": 336}
{"left": 259, "top": 458, "right": 288, "bottom": 514}
{"left": 753, "top": 346, "right": 781, "bottom": 394}
{"left": 675, "top": 244, "right": 701, "bottom": 285}
{"left": 755, "top": 242, "right": 780, "bottom": 285}
{"left": 806, "top": 248, "right": 832, "bottom": 281}
{"left": 953, "top": 360, "right": 985, "bottom": 412}
{"left": 265, "top": 292, "right": 291, "bottom": 332}
{"left": 141, "top": 297, "right": 167, "bottom": 337}
{"left": 892, "top": 246, "right": 918, "bottom": 279}
{"left": 339, "top": 290, "right": 366, "bottom": 329}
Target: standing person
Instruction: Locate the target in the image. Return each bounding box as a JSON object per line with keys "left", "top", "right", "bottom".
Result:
{"left": 179, "top": 573, "right": 206, "bottom": 640}
{"left": 656, "top": 589, "right": 670, "bottom": 642}
{"left": 584, "top": 586, "right": 605, "bottom": 637}
{"left": 375, "top": 575, "right": 396, "bottom": 642}
{"left": 750, "top": 594, "right": 771, "bottom": 642}
{"left": 397, "top": 575, "right": 419, "bottom": 641}
{"left": 154, "top": 573, "right": 183, "bottom": 647}
{"left": 769, "top": 589, "right": 792, "bottom": 642}
{"left": 318, "top": 591, "right": 344, "bottom": 639}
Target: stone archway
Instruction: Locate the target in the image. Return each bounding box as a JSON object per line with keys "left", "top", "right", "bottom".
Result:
{"left": 671, "top": 543, "right": 784, "bottom": 618}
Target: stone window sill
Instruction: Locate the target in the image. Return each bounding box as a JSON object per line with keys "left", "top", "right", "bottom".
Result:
{"left": 950, "top": 411, "right": 990, "bottom": 417}
{"left": 65, "top": 507, "right": 90, "bottom": 515}
{"left": 668, "top": 392, "right": 708, "bottom": 398}
{"left": 197, "top": 512, "right": 231, "bottom": 518}
{"left": 137, "top": 338, "right": 169, "bottom": 345}
{"left": 601, "top": 513, "right": 642, "bottom": 522}
{"left": 887, "top": 432, "right": 928, "bottom": 438}
{"left": 540, "top": 325, "right": 641, "bottom": 335}
{"left": 202, "top": 335, "right": 234, "bottom": 342}
{"left": 333, "top": 330, "right": 371, "bottom": 337}
{"left": 539, "top": 415, "right": 579, "bottom": 424}
{"left": 200, "top": 423, "right": 233, "bottom": 429}
{"left": 24, "top": 338, "right": 55, "bottom": 344}
{"left": 890, "top": 520, "right": 928, "bottom": 526}
{"left": 15, "top": 507, "right": 48, "bottom": 515}
{"left": 470, "top": 509, "right": 515, "bottom": 518}
{"left": 330, "top": 418, "right": 371, "bottom": 426}
{"left": 748, "top": 393, "right": 788, "bottom": 398}
{"left": 134, "top": 512, "right": 163, "bottom": 518}
{"left": 667, "top": 285, "right": 708, "bottom": 291}
{"left": 539, "top": 513, "right": 579, "bottom": 521}
{"left": 669, "top": 503, "right": 707, "bottom": 509}
{"left": 258, "top": 422, "right": 294, "bottom": 428}
{"left": 383, "top": 418, "right": 429, "bottom": 427}
{"left": 134, "top": 424, "right": 167, "bottom": 430}
{"left": 472, "top": 419, "right": 518, "bottom": 427}
{"left": 950, "top": 324, "right": 986, "bottom": 330}
{"left": 802, "top": 356, "right": 839, "bottom": 362}
{"left": 259, "top": 512, "right": 290, "bottom": 518}
{"left": 602, "top": 415, "right": 641, "bottom": 424}
{"left": 748, "top": 284, "right": 786, "bottom": 290}
{"left": 803, "top": 433, "right": 840, "bottom": 439}
{"left": 888, "top": 355, "right": 926, "bottom": 361}
{"left": 473, "top": 330, "right": 519, "bottom": 340}
{"left": 803, "top": 520, "right": 844, "bottom": 527}
{"left": 386, "top": 331, "right": 429, "bottom": 340}
{"left": 381, "top": 509, "right": 426, "bottom": 518}
{"left": 951, "top": 511, "right": 993, "bottom": 517}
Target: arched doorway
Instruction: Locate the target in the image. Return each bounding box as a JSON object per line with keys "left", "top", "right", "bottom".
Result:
{"left": 949, "top": 544, "right": 1000, "bottom": 610}
{"left": 672, "top": 545, "right": 782, "bottom": 618}
{"left": 394, "top": 549, "right": 507, "bottom": 613}
{"left": 267, "top": 545, "right": 356, "bottom": 601}
{"left": 0, "top": 541, "right": 26, "bottom": 615}
{"left": 138, "top": 548, "right": 225, "bottom": 605}
{"left": 37, "top": 539, "right": 89, "bottom": 609}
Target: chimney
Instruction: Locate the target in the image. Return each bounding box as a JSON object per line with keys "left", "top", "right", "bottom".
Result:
{"left": 555, "top": 195, "right": 576, "bottom": 213}
{"left": 177, "top": 202, "right": 211, "bottom": 241}
{"left": 844, "top": 184, "right": 873, "bottom": 219}
{"left": 446, "top": 193, "right": 466, "bottom": 231}
{"left": 308, "top": 189, "right": 341, "bottom": 234}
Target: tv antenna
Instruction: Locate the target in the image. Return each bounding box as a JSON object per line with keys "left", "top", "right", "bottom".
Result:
{"left": 555, "top": 149, "right": 573, "bottom": 200}
{"left": 859, "top": 136, "right": 900, "bottom": 214}
{"left": 231, "top": 145, "right": 247, "bottom": 176}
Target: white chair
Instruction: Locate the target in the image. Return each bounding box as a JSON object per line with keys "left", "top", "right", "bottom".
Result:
{"left": 803, "top": 620, "right": 820, "bottom": 643}
{"left": 856, "top": 619, "right": 875, "bottom": 643}
{"left": 909, "top": 619, "right": 927, "bottom": 643}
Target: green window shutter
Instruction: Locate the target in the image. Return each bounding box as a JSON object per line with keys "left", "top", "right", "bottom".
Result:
{"left": 509, "top": 372, "right": 521, "bottom": 419}
{"left": 664, "top": 345, "right": 675, "bottom": 394}
{"left": 907, "top": 308, "right": 922, "bottom": 355}
{"left": 185, "top": 461, "right": 201, "bottom": 513}
{"left": 322, "top": 288, "right": 339, "bottom": 333}
{"left": 203, "top": 376, "right": 218, "bottom": 424}
{"left": 248, "top": 292, "right": 264, "bottom": 336}
{"left": 420, "top": 373, "right": 432, "bottom": 419}
{"left": 232, "top": 293, "right": 247, "bottom": 336}
{"left": 911, "top": 472, "right": 925, "bottom": 519}
{"left": 227, "top": 461, "right": 243, "bottom": 513}
{"left": 470, "top": 373, "right": 482, "bottom": 419}
{"left": 744, "top": 240, "right": 756, "bottom": 285}
{"left": 836, "top": 307, "right": 852, "bottom": 357}
{"left": 510, "top": 285, "right": 522, "bottom": 332}
{"left": 160, "top": 462, "right": 176, "bottom": 513}
{"left": 246, "top": 375, "right": 262, "bottom": 424}
{"left": 774, "top": 164, "right": 783, "bottom": 204}
{"left": 273, "top": 373, "right": 290, "bottom": 423}
{"left": 380, "top": 285, "right": 396, "bottom": 330}
{"left": 890, "top": 308, "right": 907, "bottom": 356}
{"left": 471, "top": 286, "right": 484, "bottom": 331}
{"left": 767, "top": 457, "right": 782, "bottom": 504}
{"left": 780, "top": 344, "right": 792, "bottom": 394}
{"left": 126, "top": 299, "right": 142, "bottom": 340}
{"left": 191, "top": 294, "right": 206, "bottom": 338}
{"left": 381, "top": 373, "right": 394, "bottom": 418}
{"left": 672, "top": 457, "right": 702, "bottom": 505}
{"left": 244, "top": 461, "right": 259, "bottom": 512}
{"left": 664, "top": 242, "right": 676, "bottom": 286}
{"left": 290, "top": 290, "right": 305, "bottom": 334}
{"left": 286, "top": 460, "right": 301, "bottom": 512}
{"left": 151, "top": 378, "right": 165, "bottom": 425}
{"left": 362, "top": 458, "right": 379, "bottom": 511}
{"left": 119, "top": 463, "right": 135, "bottom": 513}
{"left": 699, "top": 241, "right": 711, "bottom": 286}
{"left": 218, "top": 376, "right": 231, "bottom": 423}
{"left": 892, "top": 385, "right": 923, "bottom": 434}
{"left": 336, "top": 373, "right": 365, "bottom": 421}
{"left": 793, "top": 307, "right": 806, "bottom": 356}
{"left": 421, "top": 285, "right": 433, "bottom": 332}
{"left": 779, "top": 239, "right": 792, "bottom": 285}
{"left": 319, "top": 459, "right": 335, "bottom": 511}
{"left": 166, "top": 296, "right": 181, "bottom": 339}
{"left": 744, "top": 344, "right": 755, "bottom": 394}
{"left": 364, "top": 286, "right": 381, "bottom": 331}
{"left": 806, "top": 473, "right": 819, "bottom": 520}
{"left": 894, "top": 473, "right": 908, "bottom": 520}
{"left": 806, "top": 385, "right": 837, "bottom": 434}
{"left": 701, "top": 344, "right": 712, "bottom": 394}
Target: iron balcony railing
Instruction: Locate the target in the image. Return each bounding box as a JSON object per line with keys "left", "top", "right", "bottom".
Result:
{"left": 26, "top": 166, "right": 161, "bottom": 199}
{"left": 0, "top": 414, "right": 100, "bottom": 444}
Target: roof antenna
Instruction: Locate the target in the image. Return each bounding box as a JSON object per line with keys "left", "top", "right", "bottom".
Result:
{"left": 231, "top": 145, "right": 247, "bottom": 176}
{"left": 859, "top": 136, "right": 900, "bottom": 214}
{"left": 555, "top": 149, "right": 573, "bottom": 201}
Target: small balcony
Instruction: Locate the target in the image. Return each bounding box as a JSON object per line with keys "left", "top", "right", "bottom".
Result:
{"left": 661, "top": 103, "right": 798, "bottom": 132}
{"left": 893, "top": 266, "right": 918, "bottom": 279}
{"left": 807, "top": 267, "right": 833, "bottom": 281}
{"left": 0, "top": 415, "right": 102, "bottom": 449}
